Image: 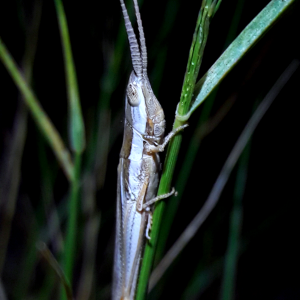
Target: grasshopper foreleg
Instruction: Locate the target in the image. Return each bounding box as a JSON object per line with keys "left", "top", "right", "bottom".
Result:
{"left": 145, "top": 124, "right": 188, "bottom": 153}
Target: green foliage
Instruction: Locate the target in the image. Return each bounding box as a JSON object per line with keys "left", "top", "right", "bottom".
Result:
{"left": 0, "top": 0, "right": 299, "bottom": 299}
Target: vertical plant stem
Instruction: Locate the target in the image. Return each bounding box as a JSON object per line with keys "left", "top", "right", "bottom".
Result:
{"left": 149, "top": 60, "right": 299, "bottom": 289}
{"left": 53, "top": 1, "right": 85, "bottom": 298}
{"left": 153, "top": 94, "right": 214, "bottom": 270}
{"left": 136, "top": 132, "right": 184, "bottom": 300}
{"left": 153, "top": 0, "right": 246, "bottom": 287}
{"left": 220, "top": 144, "right": 249, "bottom": 300}
{"left": 186, "top": 0, "right": 296, "bottom": 117}
{"left": 62, "top": 153, "right": 81, "bottom": 294}
{"left": 54, "top": 0, "right": 85, "bottom": 153}
{"left": 135, "top": 2, "right": 219, "bottom": 299}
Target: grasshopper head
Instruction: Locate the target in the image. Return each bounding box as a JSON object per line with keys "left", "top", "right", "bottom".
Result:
{"left": 121, "top": 0, "right": 166, "bottom": 142}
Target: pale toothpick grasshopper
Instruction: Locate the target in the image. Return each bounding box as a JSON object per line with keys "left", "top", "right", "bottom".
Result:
{"left": 112, "top": 0, "right": 187, "bottom": 299}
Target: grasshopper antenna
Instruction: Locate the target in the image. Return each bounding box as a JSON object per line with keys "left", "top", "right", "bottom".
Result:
{"left": 120, "top": 0, "right": 142, "bottom": 77}
{"left": 132, "top": 0, "right": 147, "bottom": 74}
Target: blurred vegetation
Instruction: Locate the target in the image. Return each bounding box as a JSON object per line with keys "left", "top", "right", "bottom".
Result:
{"left": 0, "top": 0, "right": 299, "bottom": 300}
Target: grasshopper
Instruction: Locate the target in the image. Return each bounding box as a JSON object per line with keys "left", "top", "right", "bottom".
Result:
{"left": 112, "top": 0, "right": 188, "bottom": 299}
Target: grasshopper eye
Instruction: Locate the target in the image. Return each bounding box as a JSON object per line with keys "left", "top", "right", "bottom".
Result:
{"left": 127, "top": 83, "right": 141, "bottom": 106}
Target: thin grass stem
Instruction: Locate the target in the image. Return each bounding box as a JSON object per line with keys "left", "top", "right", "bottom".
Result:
{"left": 53, "top": 3, "right": 85, "bottom": 298}
{"left": 54, "top": 0, "right": 85, "bottom": 154}
{"left": 219, "top": 142, "right": 249, "bottom": 300}
{"left": 186, "top": 0, "right": 296, "bottom": 119}
{"left": 149, "top": 60, "right": 299, "bottom": 289}
{"left": 62, "top": 152, "right": 81, "bottom": 299}
{"left": 136, "top": 1, "right": 218, "bottom": 299}
{"left": 37, "top": 242, "right": 73, "bottom": 300}
{"left": 0, "top": 38, "right": 74, "bottom": 181}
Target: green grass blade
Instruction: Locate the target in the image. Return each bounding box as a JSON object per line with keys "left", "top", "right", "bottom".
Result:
{"left": 152, "top": 0, "right": 246, "bottom": 295}
{"left": 176, "top": 0, "right": 218, "bottom": 119}
{"left": 149, "top": 60, "right": 299, "bottom": 289}
{"left": 153, "top": 95, "right": 215, "bottom": 272}
{"left": 38, "top": 242, "right": 73, "bottom": 300}
{"left": 0, "top": 38, "right": 74, "bottom": 181}
{"left": 153, "top": 0, "right": 246, "bottom": 273}
{"left": 220, "top": 143, "right": 250, "bottom": 300}
{"left": 62, "top": 153, "right": 81, "bottom": 288}
{"left": 54, "top": 0, "right": 85, "bottom": 153}
{"left": 179, "top": 0, "right": 295, "bottom": 120}
{"left": 53, "top": 3, "right": 85, "bottom": 297}
{"left": 135, "top": 1, "right": 219, "bottom": 299}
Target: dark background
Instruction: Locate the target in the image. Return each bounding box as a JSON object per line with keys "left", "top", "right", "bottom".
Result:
{"left": 0, "top": 0, "right": 299, "bottom": 299}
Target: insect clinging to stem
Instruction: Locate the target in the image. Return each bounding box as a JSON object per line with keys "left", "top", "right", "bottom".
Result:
{"left": 112, "top": 0, "right": 188, "bottom": 299}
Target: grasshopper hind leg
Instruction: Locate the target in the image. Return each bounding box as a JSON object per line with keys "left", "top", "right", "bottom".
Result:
{"left": 143, "top": 188, "right": 177, "bottom": 239}
{"left": 143, "top": 187, "right": 176, "bottom": 210}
